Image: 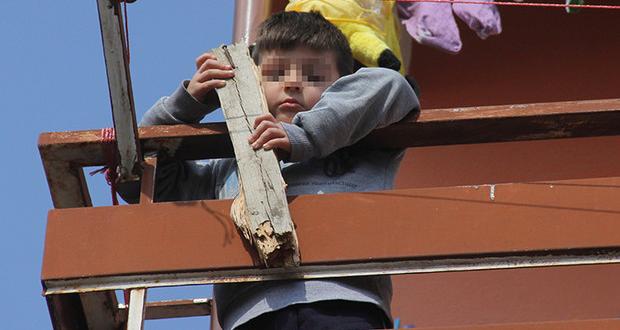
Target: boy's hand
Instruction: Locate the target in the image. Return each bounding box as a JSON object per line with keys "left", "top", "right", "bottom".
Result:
{"left": 187, "top": 53, "right": 235, "bottom": 102}
{"left": 249, "top": 114, "right": 291, "bottom": 160}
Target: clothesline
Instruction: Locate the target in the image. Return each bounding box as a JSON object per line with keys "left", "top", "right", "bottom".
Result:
{"left": 395, "top": 0, "right": 620, "bottom": 10}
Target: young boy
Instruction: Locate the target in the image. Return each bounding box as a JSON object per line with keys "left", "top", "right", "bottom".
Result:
{"left": 135, "top": 11, "right": 418, "bottom": 330}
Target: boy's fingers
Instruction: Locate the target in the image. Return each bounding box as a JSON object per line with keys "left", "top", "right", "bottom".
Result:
{"left": 195, "top": 53, "right": 216, "bottom": 70}
{"left": 199, "top": 80, "right": 227, "bottom": 91}
{"left": 264, "top": 138, "right": 291, "bottom": 153}
{"left": 195, "top": 69, "right": 235, "bottom": 83}
{"left": 253, "top": 113, "right": 277, "bottom": 129}
{"left": 251, "top": 127, "right": 285, "bottom": 149}
{"left": 199, "top": 58, "right": 232, "bottom": 73}
{"left": 249, "top": 120, "right": 277, "bottom": 143}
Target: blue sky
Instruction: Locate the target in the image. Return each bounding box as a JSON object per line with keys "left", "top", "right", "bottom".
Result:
{"left": 1, "top": 1, "right": 234, "bottom": 328}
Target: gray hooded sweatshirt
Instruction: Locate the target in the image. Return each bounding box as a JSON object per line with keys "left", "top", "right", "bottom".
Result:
{"left": 136, "top": 67, "right": 419, "bottom": 329}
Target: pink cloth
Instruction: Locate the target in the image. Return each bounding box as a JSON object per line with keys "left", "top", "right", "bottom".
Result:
{"left": 398, "top": 2, "right": 462, "bottom": 54}
{"left": 452, "top": 0, "right": 502, "bottom": 39}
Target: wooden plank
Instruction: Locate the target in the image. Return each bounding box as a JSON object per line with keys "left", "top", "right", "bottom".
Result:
{"left": 41, "top": 176, "right": 620, "bottom": 291}
{"left": 118, "top": 298, "right": 211, "bottom": 320}
{"left": 37, "top": 98, "right": 620, "bottom": 167}
{"left": 96, "top": 0, "right": 141, "bottom": 182}
{"left": 126, "top": 288, "right": 146, "bottom": 330}
{"left": 212, "top": 43, "right": 299, "bottom": 267}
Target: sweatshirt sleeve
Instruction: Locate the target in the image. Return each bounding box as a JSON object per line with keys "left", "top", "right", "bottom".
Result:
{"left": 118, "top": 82, "right": 221, "bottom": 204}
{"left": 281, "top": 67, "right": 420, "bottom": 162}
{"left": 140, "top": 81, "right": 220, "bottom": 126}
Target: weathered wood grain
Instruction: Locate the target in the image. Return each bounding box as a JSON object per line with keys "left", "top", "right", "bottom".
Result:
{"left": 212, "top": 43, "right": 299, "bottom": 267}
{"left": 97, "top": 0, "right": 141, "bottom": 182}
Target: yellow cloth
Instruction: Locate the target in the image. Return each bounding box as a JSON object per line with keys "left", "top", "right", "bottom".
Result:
{"left": 285, "top": 0, "right": 404, "bottom": 74}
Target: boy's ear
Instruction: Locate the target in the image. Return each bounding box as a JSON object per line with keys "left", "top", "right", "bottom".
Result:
{"left": 249, "top": 43, "right": 258, "bottom": 65}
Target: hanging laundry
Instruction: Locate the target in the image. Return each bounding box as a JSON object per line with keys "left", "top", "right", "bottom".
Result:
{"left": 398, "top": 2, "right": 462, "bottom": 54}
{"left": 398, "top": 1, "right": 503, "bottom": 54}
{"left": 286, "top": 0, "right": 404, "bottom": 73}
{"left": 452, "top": 0, "right": 502, "bottom": 39}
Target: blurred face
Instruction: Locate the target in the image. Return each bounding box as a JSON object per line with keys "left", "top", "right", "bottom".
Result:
{"left": 259, "top": 47, "right": 340, "bottom": 123}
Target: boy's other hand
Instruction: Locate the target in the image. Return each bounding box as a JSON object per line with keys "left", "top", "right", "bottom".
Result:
{"left": 187, "top": 53, "right": 235, "bottom": 103}
{"left": 249, "top": 113, "right": 291, "bottom": 160}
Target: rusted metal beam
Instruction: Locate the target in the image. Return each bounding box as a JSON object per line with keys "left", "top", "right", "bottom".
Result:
{"left": 41, "top": 176, "right": 620, "bottom": 293}
{"left": 38, "top": 122, "right": 231, "bottom": 166}
{"left": 38, "top": 99, "right": 620, "bottom": 166}
{"left": 44, "top": 249, "right": 620, "bottom": 295}
{"left": 366, "top": 98, "right": 620, "bottom": 148}
{"left": 45, "top": 294, "right": 88, "bottom": 330}
{"left": 96, "top": 0, "right": 141, "bottom": 182}
{"left": 79, "top": 291, "right": 123, "bottom": 329}
{"left": 38, "top": 99, "right": 620, "bottom": 327}
{"left": 39, "top": 131, "right": 120, "bottom": 329}
{"left": 39, "top": 159, "right": 92, "bottom": 209}
{"left": 117, "top": 298, "right": 211, "bottom": 320}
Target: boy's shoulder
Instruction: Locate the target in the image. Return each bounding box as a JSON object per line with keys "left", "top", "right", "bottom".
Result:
{"left": 338, "top": 67, "right": 412, "bottom": 91}
{"left": 341, "top": 67, "right": 419, "bottom": 99}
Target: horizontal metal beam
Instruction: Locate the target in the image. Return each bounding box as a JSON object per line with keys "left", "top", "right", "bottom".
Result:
{"left": 118, "top": 298, "right": 211, "bottom": 320}
{"left": 42, "top": 176, "right": 620, "bottom": 294}
{"left": 44, "top": 248, "right": 620, "bottom": 295}
{"left": 38, "top": 98, "right": 620, "bottom": 166}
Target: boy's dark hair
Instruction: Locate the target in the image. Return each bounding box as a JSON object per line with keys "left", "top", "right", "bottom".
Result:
{"left": 252, "top": 11, "right": 353, "bottom": 76}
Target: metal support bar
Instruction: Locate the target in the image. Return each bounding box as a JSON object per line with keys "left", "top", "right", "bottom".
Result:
{"left": 126, "top": 288, "right": 146, "bottom": 330}
{"left": 44, "top": 248, "right": 620, "bottom": 295}
{"left": 79, "top": 291, "right": 122, "bottom": 329}
{"left": 96, "top": 0, "right": 141, "bottom": 182}
{"left": 118, "top": 298, "right": 211, "bottom": 320}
